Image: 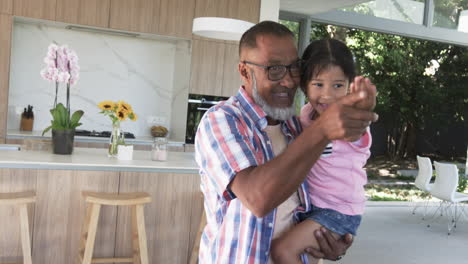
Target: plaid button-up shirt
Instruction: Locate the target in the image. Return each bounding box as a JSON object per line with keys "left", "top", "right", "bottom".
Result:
{"left": 195, "top": 87, "right": 311, "bottom": 264}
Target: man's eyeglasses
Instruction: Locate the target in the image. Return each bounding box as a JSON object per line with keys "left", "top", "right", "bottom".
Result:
{"left": 242, "top": 60, "right": 302, "bottom": 81}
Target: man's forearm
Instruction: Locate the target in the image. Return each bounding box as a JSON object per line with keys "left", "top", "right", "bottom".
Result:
{"left": 230, "top": 124, "right": 328, "bottom": 217}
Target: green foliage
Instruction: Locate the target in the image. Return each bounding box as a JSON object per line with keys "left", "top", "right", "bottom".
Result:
{"left": 279, "top": 19, "right": 300, "bottom": 45}
{"left": 42, "top": 103, "right": 84, "bottom": 135}
{"left": 458, "top": 173, "right": 468, "bottom": 193}
{"left": 368, "top": 196, "right": 408, "bottom": 202}
{"left": 365, "top": 183, "right": 431, "bottom": 201}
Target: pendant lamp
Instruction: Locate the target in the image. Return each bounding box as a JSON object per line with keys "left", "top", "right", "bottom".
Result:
{"left": 192, "top": 17, "right": 255, "bottom": 41}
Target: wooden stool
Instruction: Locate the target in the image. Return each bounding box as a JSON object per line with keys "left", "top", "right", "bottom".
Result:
{"left": 78, "top": 192, "right": 151, "bottom": 264}
{"left": 0, "top": 191, "right": 36, "bottom": 264}
{"left": 189, "top": 210, "right": 206, "bottom": 264}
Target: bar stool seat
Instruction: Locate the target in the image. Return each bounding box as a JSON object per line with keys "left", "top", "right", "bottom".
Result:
{"left": 84, "top": 192, "right": 152, "bottom": 206}
{"left": 79, "top": 192, "right": 151, "bottom": 264}
{"left": 0, "top": 191, "right": 36, "bottom": 264}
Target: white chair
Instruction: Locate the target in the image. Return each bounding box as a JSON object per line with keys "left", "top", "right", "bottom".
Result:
{"left": 427, "top": 161, "right": 468, "bottom": 235}
{"left": 412, "top": 156, "right": 435, "bottom": 218}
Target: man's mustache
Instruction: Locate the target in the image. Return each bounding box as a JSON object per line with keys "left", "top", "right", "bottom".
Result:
{"left": 271, "top": 86, "right": 295, "bottom": 95}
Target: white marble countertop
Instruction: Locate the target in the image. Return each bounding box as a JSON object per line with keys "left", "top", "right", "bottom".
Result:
{"left": 0, "top": 147, "right": 198, "bottom": 174}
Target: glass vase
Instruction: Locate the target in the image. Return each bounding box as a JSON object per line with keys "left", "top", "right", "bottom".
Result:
{"left": 108, "top": 121, "right": 124, "bottom": 157}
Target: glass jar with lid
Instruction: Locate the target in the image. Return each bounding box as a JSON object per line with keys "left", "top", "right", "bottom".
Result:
{"left": 151, "top": 137, "right": 168, "bottom": 161}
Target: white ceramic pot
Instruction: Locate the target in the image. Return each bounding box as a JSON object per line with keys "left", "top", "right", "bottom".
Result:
{"left": 117, "top": 145, "right": 133, "bottom": 161}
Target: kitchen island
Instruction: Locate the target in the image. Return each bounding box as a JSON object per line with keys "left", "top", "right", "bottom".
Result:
{"left": 0, "top": 148, "right": 202, "bottom": 264}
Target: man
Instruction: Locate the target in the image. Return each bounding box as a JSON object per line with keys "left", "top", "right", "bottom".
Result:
{"left": 195, "top": 21, "right": 378, "bottom": 264}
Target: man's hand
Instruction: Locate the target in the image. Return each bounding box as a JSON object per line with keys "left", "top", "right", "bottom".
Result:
{"left": 313, "top": 90, "right": 378, "bottom": 142}
{"left": 305, "top": 228, "right": 353, "bottom": 261}
{"left": 349, "top": 76, "right": 376, "bottom": 111}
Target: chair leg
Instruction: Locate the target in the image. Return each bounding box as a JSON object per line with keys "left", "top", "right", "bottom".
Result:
{"left": 81, "top": 203, "right": 101, "bottom": 264}
{"left": 460, "top": 204, "right": 468, "bottom": 220}
{"left": 426, "top": 201, "right": 446, "bottom": 227}
{"left": 132, "top": 205, "right": 149, "bottom": 264}
{"left": 448, "top": 203, "right": 467, "bottom": 235}
{"left": 421, "top": 200, "right": 432, "bottom": 220}
{"left": 18, "top": 204, "right": 33, "bottom": 264}
{"left": 411, "top": 200, "right": 420, "bottom": 215}
{"left": 446, "top": 203, "right": 456, "bottom": 235}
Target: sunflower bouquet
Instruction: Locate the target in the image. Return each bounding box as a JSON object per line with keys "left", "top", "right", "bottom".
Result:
{"left": 98, "top": 100, "right": 137, "bottom": 157}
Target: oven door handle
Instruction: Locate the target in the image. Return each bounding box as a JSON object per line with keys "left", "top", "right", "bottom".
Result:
{"left": 188, "top": 99, "right": 220, "bottom": 105}
{"left": 196, "top": 107, "right": 211, "bottom": 111}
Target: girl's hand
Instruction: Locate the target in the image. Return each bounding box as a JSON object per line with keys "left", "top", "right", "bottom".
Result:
{"left": 349, "top": 76, "right": 376, "bottom": 111}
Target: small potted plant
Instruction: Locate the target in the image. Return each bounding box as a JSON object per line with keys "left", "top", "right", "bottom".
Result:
{"left": 40, "top": 43, "right": 84, "bottom": 154}
{"left": 42, "top": 103, "right": 83, "bottom": 154}
{"left": 97, "top": 100, "right": 137, "bottom": 157}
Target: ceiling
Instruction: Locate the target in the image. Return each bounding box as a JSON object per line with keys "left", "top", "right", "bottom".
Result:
{"left": 280, "top": 0, "right": 370, "bottom": 15}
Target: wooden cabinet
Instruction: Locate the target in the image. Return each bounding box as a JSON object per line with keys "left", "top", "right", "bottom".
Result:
{"left": 110, "top": 0, "right": 196, "bottom": 37}
{"left": 225, "top": 0, "right": 261, "bottom": 24}
{"left": 222, "top": 42, "right": 242, "bottom": 97}
{"left": 109, "top": 0, "right": 160, "bottom": 33}
{"left": 117, "top": 172, "right": 202, "bottom": 263}
{"left": 189, "top": 40, "right": 242, "bottom": 98}
{"left": 0, "top": 14, "right": 12, "bottom": 143}
{"left": 195, "top": 0, "right": 260, "bottom": 24}
{"left": 56, "top": 0, "right": 110, "bottom": 28}
{"left": 190, "top": 0, "right": 260, "bottom": 97}
{"left": 0, "top": 168, "right": 202, "bottom": 264}
{"left": 33, "top": 170, "right": 120, "bottom": 264}
{"left": 189, "top": 39, "right": 226, "bottom": 96}
{"left": 0, "top": 0, "right": 12, "bottom": 14}
{"left": 158, "top": 0, "right": 195, "bottom": 39}
{"left": 194, "top": 0, "right": 224, "bottom": 18}
{"left": 13, "top": 0, "right": 57, "bottom": 20}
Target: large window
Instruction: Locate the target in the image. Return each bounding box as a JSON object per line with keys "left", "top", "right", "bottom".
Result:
{"left": 342, "top": 0, "right": 426, "bottom": 24}
{"left": 290, "top": 0, "right": 468, "bottom": 46}
{"left": 433, "top": 0, "right": 468, "bottom": 32}
{"left": 341, "top": 0, "right": 468, "bottom": 34}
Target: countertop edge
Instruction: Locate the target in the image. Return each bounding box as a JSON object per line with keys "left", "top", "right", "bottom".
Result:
{"left": 0, "top": 162, "right": 199, "bottom": 174}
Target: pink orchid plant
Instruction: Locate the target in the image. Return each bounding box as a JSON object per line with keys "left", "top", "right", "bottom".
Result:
{"left": 40, "top": 43, "right": 80, "bottom": 109}
{"left": 40, "top": 43, "right": 83, "bottom": 135}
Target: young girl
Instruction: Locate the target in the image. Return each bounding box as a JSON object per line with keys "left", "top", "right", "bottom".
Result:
{"left": 271, "top": 39, "right": 375, "bottom": 264}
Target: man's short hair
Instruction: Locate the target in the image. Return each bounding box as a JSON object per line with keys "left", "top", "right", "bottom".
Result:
{"left": 239, "top": 21, "right": 295, "bottom": 56}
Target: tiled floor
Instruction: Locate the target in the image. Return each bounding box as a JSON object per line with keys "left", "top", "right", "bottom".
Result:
{"left": 324, "top": 201, "right": 468, "bottom": 264}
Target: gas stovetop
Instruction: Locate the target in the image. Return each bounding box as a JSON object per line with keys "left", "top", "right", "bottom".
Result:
{"left": 75, "top": 129, "right": 135, "bottom": 139}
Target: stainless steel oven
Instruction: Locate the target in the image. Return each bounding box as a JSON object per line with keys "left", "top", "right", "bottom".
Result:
{"left": 185, "top": 94, "right": 229, "bottom": 144}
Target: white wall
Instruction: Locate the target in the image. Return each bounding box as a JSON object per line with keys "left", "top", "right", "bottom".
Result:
{"left": 261, "top": 0, "right": 280, "bottom": 22}
{"left": 7, "top": 20, "right": 191, "bottom": 141}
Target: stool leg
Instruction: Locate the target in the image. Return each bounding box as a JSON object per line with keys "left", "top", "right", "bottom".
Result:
{"left": 19, "top": 204, "right": 33, "bottom": 264}
{"left": 132, "top": 205, "right": 149, "bottom": 264}
{"left": 78, "top": 205, "right": 92, "bottom": 264}
{"left": 189, "top": 210, "right": 206, "bottom": 264}
{"left": 81, "top": 204, "right": 101, "bottom": 264}
{"left": 131, "top": 206, "right": 141, "bottom": 264}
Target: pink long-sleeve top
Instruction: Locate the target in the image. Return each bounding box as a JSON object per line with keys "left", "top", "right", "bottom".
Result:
{"left": 300, "top": 103, "right": 372, "bottom": 215}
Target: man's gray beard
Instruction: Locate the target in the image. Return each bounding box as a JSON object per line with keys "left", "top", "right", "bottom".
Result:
{"left": 251, "top": 71, "right": 296, "bottom": 121}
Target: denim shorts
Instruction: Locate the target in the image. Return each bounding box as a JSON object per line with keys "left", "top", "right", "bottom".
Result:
{"left": 297, "top": 204, "right": 362, "bottom": 236}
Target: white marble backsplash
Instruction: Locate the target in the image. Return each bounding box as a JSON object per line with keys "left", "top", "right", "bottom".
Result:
{"left": 7, "top": 20, "right": 191, "bottom": 141}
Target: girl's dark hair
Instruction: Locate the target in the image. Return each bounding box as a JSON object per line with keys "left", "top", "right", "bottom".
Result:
{"left": 300, "top": 39, "right": 356, "bottom": 93}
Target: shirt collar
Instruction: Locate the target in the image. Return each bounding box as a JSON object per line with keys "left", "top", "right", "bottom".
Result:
{"left": 236, "top": 86, "right": 268, "bottom": 130}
